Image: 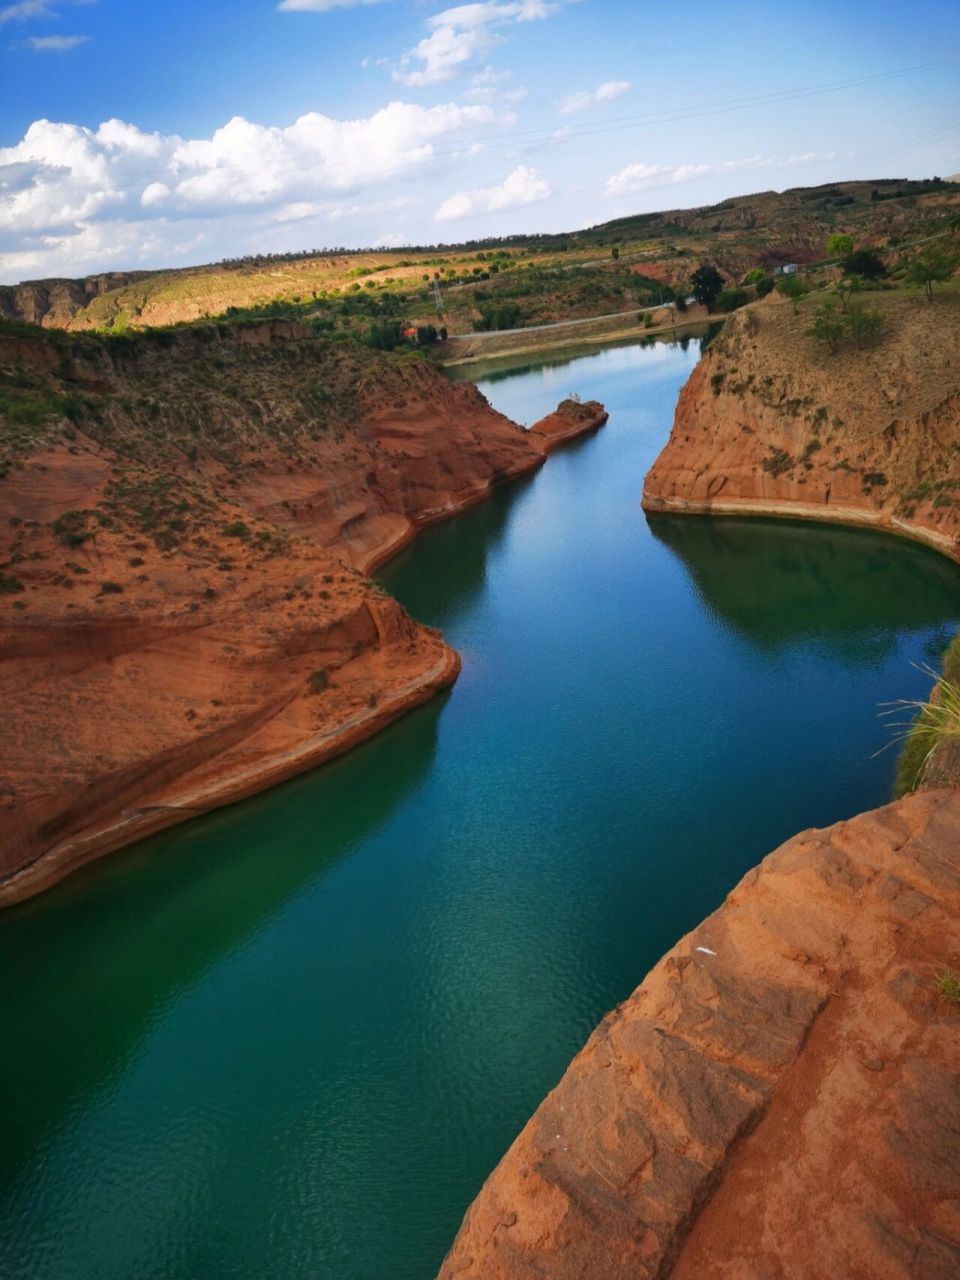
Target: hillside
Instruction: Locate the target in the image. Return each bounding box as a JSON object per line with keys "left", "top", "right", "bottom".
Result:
{"left": 643, "top": 278, "right": 960, "bottom": 561}
{"left": 2, "top": 179, "right": 958, "bottom": 342}
{"left": 0, "top": 320, "right": 605, "bottom": 903}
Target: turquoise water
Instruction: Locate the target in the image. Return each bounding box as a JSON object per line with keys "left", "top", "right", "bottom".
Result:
{"left": 2, "top": 335, "right": 958, "bottom": 1280}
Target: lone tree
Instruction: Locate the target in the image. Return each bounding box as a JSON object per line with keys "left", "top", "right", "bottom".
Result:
{"left": 776, "top": 273, "right": 806, "bottom": 313}
{"left": 846, "top": 304, "right": 884, "bottom": 349}
{"left": 840, "top": 247, "right": 886, "bottom": 279}
{"left": 611, "top": 246, "right": 620, "bottom": 260}
{"left": 835, "top": 275, "right": 858, "bottom": 314}
{"left": 827, "top": 232, "right": 854, "bottom": 260}
{"left": 905, "top": 244, "right": 957, "bottom": 301}
{"left": 805, "top": 301, "right": 846, "bottom": 354}
{"left": 689, "top": 264, "right": 724, "bottom": 312}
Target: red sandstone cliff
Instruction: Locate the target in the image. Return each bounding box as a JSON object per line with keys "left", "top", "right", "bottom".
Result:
{"left": 440, "top": 788, "right": 960, "bottom": 1279}
{"left": 0, "top": 322, "right": 605, "bottom": 903}
{"left": 643, "top": 290, "right": 960, "bottom": 562}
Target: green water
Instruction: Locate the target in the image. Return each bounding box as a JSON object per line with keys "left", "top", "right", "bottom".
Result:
{"left": 2, "top": 335, "right": 958, "bottom": 1280}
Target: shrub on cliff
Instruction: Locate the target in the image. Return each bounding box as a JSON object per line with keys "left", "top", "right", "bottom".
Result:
{"left": 776, "top": 273, "right": 807, "bottom": 313}
{"left": 805, "top": 301, "right": 845, "bottom": 354}
{"left": 846, "top": 304, "right": 884, "bottom": 349}
{"left": 889, "top": 649, "right": 960, "bottom": 796}
{"left": 715, "top": 288, "right": 748, "bottom": 313}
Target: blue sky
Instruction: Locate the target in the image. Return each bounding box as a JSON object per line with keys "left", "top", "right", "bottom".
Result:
{"left": 2, "top": 0, "right": 959, "bottom": 282}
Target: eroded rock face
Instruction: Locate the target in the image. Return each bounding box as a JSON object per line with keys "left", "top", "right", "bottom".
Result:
{"left": 439, "top": 788, "right": 960, "bottom": 1279}
{"left": 0, "top": 323, "right": 606, "bottom": 903}
{"left": 643, "top": 293, "right": 960, "bottom": 562}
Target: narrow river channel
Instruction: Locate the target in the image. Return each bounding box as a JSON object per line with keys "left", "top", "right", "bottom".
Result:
{"left": 2, "top": 333, "right": 958, "bottom": 1280}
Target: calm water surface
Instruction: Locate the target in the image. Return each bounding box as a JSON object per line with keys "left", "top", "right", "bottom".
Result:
{"left": 2, "top": 336, "right": 959, "bottom": 1279}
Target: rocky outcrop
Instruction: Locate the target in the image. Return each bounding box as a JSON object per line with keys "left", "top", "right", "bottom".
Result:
{"left": 0, "top": 322, "right": 606, "bottom": 904}
{"left": 643, "top": 291, "right": 960, "bottom": 562}
{"left": 0, "top": 272, "right": 153, "bottom": 328}
{"left": 440, "top": 788, "right": 960, "bottom": 1279}
{"left": 530, "top": 399, "right": 608, "bottom": 450}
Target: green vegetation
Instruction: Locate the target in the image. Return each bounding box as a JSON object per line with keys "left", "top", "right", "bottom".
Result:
{"left": 846, "top": 304, "right": 884, "bottom": 348}
{"left": 805, "top": 300, "right": 884, "bottom": 353}
{"left": 840, "top": 247, "right": 886, "bottom": 279}
{"left": 904, "top": 244, "right": 958, "bottom": 301}
{"left": 826, "top": 232, "right": 854, "bottom": 259}
{"left": 776, "top": 273, "right": 807, "bottom": 312}
{"left": 222, "top": 521, "right": 251, "bottom": 538}
{"left": 51, "top": 511, "right": 92, "bottom": 548}
{"left": 100, "top": 581, "right": 124, "bottom": 594}
{"left": 935, "top": 969, "right": 960, "bottom": 1005}
{"left": 0, "top": 573, "right": 25, "bottom": 594}
{"left": 715, "top": 287, "right": 748, "bottom": 313}
{"left": 689, "top": 265, "right": 724, "bottom": 312}
{"left": 891, "top": 638, "right": 960, "bottom": 796}
{"left": 805, "top": 301, "right": 846, "bottom": 353}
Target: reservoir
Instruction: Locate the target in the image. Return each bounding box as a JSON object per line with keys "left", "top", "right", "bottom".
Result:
{"left": 2, "top": 334, "right": 958, "bottom": 1279}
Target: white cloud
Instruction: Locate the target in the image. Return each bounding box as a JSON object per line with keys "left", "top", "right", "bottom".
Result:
{"left": 279, "top": 0, "right": 390, "bottom": 10}
{"left": 557, "top": 80, "right": 630, "bottom": 115}
{"left": 395, "top": 0, "right": 554, "bottom": 87}
{"left": 604, "top": 155, "right": 770, "bottom": 197}
{"left": 435, "top": 163, "right": 548, "bottom": 221}
{"left": 26, "top": 32, "right": 89, "bottom": 49}
{"left": 1, "top": 0, "right": 94, "bottom": 25}
{"left": 604, "top": 150, "right": 837, "bottom": 199}
{"left": 463, "top": 66, "right": 528, "bottom": 103}
{"left": 0, "top": 103, "right": 510, "bottom": 280}
{"left": 0, "top": 0, "right": 54, "bottom": 22}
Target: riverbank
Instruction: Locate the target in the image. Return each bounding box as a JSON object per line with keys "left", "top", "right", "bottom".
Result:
{"left": 440, "top": 786, "right": 960, "bottom": 1279}
{"left": 642, "top": 286, "right": 960, "bottom": 563}
{"left": 441, "top": 287, "right": 960, "bottom": 1277}
{"left": 0, "top": 321, "right": 607, "bottom": 905}
{"left": 438, "top": 307, "right": 714, "bottom": 367}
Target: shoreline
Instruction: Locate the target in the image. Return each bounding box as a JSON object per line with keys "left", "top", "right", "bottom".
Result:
{"left": 1, "top": 404, "right": 606, "bottom": 908}
{"left": 641, "top": 493, "right": 960, "bottom": 565}
{"left": 438, "top": 315, "right": 717, "bottom": 369}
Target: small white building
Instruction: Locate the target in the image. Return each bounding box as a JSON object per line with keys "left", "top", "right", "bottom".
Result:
{"left": 781, "top": 263, "right": 799, "bottom": 275}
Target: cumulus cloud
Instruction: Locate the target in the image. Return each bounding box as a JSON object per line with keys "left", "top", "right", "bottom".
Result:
{"left": 557, "top": 80, "right": 630, "bottom": 115}
{"left": 395, "top": 0, "right": 554, "bottom": 87}
{"left": 435, "top": 163, "right": 548, "bottom": 221}
{"left": 0, "top": 103, "right": 510, "bottom": 280}
{"left": 26, "top": 32, "right": 89, "bottom": 49}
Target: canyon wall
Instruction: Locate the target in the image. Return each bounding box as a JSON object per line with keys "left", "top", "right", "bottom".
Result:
{"left": 0, "top": 320, "right": 605, "bottom": 903}
{"left": 643, "top": 290, "right": 960, "bottom": 563}
{"left": 440, "top": 788, "right": 960, "bottom": 1279}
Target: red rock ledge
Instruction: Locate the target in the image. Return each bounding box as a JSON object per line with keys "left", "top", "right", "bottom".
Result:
{"left": 440, "top": 788, "right": 960, "bottom": 1279}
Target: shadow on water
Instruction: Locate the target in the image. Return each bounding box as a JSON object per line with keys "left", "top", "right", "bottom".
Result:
{"left": 0, "top": 697, "right": 445, "bottom": 1190}
{"left": 379, "top": 471, "right": 535, "bottom": 628}
{"left": 647, "top": 513, "right": 960, "bottom": 661}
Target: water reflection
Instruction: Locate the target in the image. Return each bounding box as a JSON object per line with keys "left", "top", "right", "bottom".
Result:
{"left": 0, "top": 700, "right": 444, "bottom": 1191}
{"left": 647, "top": 513, "right": 960, "bottom": 660}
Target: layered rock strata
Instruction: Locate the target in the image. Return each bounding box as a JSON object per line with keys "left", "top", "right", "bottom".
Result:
{"left": 0, "top": 321, "right": 606, "bottom": 903}
{"left": 643, "top": 291, "right": 960, "bottom": 562}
